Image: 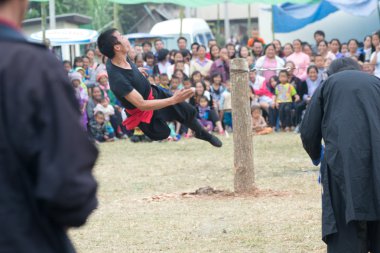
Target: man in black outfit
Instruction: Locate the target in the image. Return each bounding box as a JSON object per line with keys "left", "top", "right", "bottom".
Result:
{"left": 97, "top": 29, "right": 222, "bottom": 147}
{"left": 301, "top": 58, "right": 380, "bottom": 253}
{"left": 0, "top": 0, "right": 98, "bottom": 252}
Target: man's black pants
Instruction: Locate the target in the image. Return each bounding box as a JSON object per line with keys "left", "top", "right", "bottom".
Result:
{"left": 138, "top": 86, "right": 211, "bottom": 141}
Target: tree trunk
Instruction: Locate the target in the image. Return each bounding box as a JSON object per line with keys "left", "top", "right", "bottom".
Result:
{"left": 230, "top": 58, "right": 255, "bottom": 193}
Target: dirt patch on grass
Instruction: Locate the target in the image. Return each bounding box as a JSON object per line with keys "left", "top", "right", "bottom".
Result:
{"left": 142, "top": 186, "right": 293, "bottom": 202}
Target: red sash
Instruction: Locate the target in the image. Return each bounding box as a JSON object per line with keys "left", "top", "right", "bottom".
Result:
{"left": 122, "top": 89, "right": 154, "bottom": 130}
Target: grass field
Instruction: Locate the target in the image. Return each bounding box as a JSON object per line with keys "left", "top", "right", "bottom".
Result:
{"left": 70, "top": 133, "right": 325, "bottom": 253}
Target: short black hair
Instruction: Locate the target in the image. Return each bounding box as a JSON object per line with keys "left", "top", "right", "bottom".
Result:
{"left": 95, "top": 111, "right": 105, "bottom": 117}
{"left": 330, "top": 38, "right": 341, "bottom": 47}
{"left": 143, "top": 51, "right": 154, "bottom": 61}
{"left": 85, "top": 48, "right": 95, "bottom": 55}
{"left": 63, "top": 60, "right": 72, "bottom": 66}
{"left": 154, "top": 39, "right": 163, "bottom": 46}
{"left": 314, "top": 30, "right": 325, "bottom": 38}
{"left": 327, "top": 58, "right": 361, "bottom": 76}
{"left": 97, "top": 28, "right": 119, "bottom": 59}
{"left": 226, "top": 43, "right": 235, "bottom": 48}
{"left": 191, "top": 42, "right": 200, "bottom": 48}
{"left": 142, "top": 41, "right": 152, "bottom": 47}
{"left": 199, "top": 95, "right": 209, "bottom": 102}
{"left": 347, "top": 38, "right": 359, "bottom": 47}
{"left": 279, "top": 69, "right": 289, "bottom": 76}
{"left": 197, "top": 45, "right": 207, "bottom": 51}
{"left": 253, "top": 40, "right": 263, "bottom": 46}
{"left": 159, "top": 73, "right": 168, "bottom": 78}
{"left": 157, "top": 49, "right": 169, "bottom": 62}
{"left": 307, "top": 65, "right": 319, "bottom": 74}
{"left": 263, "top": 43, "right": 276, "bottom": 55}
{"left": 177, "top": 37, "right": 187, "bottom": 43}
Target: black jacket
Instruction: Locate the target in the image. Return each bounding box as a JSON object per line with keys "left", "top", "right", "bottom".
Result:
{"left": 0, "top": 23, "right": 98, "bottom": 253}
{"left": 300, "top": 70, "right": 380, "bottom": 241}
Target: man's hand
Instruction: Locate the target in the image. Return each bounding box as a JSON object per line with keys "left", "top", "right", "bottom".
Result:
{"left": 295, "top": 95, "right": 300, "bottom": 102}
{"left": 138, "top": 67, "right": 148, "bottom": 77}
{"left": 172, "top": 89, "right": 194, "bottom": 104}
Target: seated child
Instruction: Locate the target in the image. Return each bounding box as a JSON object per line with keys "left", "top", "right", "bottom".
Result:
{"left": 169, "top": 75, "right": 181, "bottom": 92}
{"left": 157, "top": 73, "right": 170, "bottom": 92}
{"left": 197, "top": 96, "right": 214, "bottom": 132}
{"left": 94, "top": 98, "right": 115, "bottom": 122}
{"left": 89, "top": 111, "right": 115, "bottom": 142}
{"left": 94, "top": 98, "right": 115, "bottom": 136}
{"left": 251, "top": 105, "right": 273, "bottom": 135}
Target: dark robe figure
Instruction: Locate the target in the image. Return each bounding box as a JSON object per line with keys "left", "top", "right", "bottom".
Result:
{"left": 300, "top": 58, "right": 380, "bottom": 253}
{"left": 0, "top": 22, "right": 98, "bottom": 252}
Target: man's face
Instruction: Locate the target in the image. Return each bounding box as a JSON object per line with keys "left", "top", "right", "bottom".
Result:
{"left": 143, "top": 44, "right": 152, "bottom": 53}
{"left": 135, "top": 46, "right": 143, "bottom": 54}
{"left": 191, "top": 44, "right": 198, "bottom": 55}
{"left": 178, "top": 39, "right": 187, "bottom": 50}
{"left": 249, "top": 71, "right": 256, "bottom": 82}
{"left": 253, "top": 42, "right": 263, "bottom": 55}
{"left": 155, "top": 41, "right": 164, "bottom": 51}
{"left": 113, "top": 31, "right": 131, "bottom": 55}
{"left": 83, "top": 58, "right": 90, "bottom": 69}
{"left": 146, "top": 57, "right": 154, "bottom": 66}
{"left": 314, "top": 34, "right": 324, "bottom": 43}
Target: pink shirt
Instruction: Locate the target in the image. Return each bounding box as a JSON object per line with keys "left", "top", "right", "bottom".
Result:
{"left": 286, "top": 52, "right": 310, "bottom": 81}
{"left": 262, "top": 57, "right": 277, "bottom": 84}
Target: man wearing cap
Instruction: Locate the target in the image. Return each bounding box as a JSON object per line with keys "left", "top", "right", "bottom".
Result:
{"left": 0, "top": 0, "right": 98, "bottom": 252}
{"left": 301, "top": 58, "right": 380, "bottom": 253}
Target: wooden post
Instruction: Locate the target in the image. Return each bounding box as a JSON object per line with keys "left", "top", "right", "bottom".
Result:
{"left": 230, "top": 58, "right": 255, "bottom": 193}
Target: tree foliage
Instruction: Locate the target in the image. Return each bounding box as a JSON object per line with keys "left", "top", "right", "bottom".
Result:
{"left": 27, "top": 0, "right": 118, "bottom": 31}
{"left": 26, "top": 0, "right": 162, "bottom": 33}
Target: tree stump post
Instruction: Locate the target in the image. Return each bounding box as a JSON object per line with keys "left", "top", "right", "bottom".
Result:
{"left": 230, "top": 58, "right": 255, "bottom": 193}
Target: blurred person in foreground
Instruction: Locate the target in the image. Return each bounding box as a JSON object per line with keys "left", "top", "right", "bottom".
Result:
{"left": 301, "top": 57, "right": 380, "bottom": 253}
{"left": 0, "top": 0, "right": 98, "bottom": 252}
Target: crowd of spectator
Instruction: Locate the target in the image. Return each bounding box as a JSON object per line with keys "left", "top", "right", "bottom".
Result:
{"left": 63, "top": 28, "right": 380, "bottom": 143}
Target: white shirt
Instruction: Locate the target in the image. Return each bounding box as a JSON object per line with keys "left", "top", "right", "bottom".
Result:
{"left": 371, "top": 51, "right": 380, "bottom": 78}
